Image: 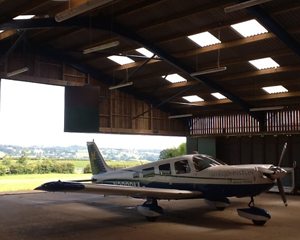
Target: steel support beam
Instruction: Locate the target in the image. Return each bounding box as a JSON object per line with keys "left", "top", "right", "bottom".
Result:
{"left": 248, "top": 6, "right": 300, "bottom": 57}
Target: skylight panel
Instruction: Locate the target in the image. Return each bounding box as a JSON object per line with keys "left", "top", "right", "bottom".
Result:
{"left": 188, "top": 31, "right": 221, "bottom": 47}
{"left": 13, "top": 15, "right": 35, "bottom": 20}
{"left": 262, "top": 85, "right": 288, "bottom": 94}
{"left": 136, "top": 48, "right": 155, "bottom": 58}
{"left": 107, "top": 55, "right": 135, "bottom": 65}
{"left": 231, "top": 19, "right": 268, "bottom": 38}
{"left": 249, "top": 57, "right": 279, "bottom": 70}
{"left": 182, "top": 95, "right": 204, "bottom": 102}
{"left": 211, "top": 92, "right": 227, "bottom": 100}
{"left": 162, "top": 74, "right": 187, "bottom": 83}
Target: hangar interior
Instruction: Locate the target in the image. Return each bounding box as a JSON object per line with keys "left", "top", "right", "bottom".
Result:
{"left": 0, "top": 0, "right": 300, "bottom": 191}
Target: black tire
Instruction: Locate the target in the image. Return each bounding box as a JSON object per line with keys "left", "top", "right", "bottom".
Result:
{"left": 252, "top": 220, "right": 266, "bottom": 226}
{"left": 146, "top": 216, "right": 158, "bottom": 222}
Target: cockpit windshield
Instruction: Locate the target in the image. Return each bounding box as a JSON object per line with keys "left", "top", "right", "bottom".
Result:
{"left": 193, "top": 155, "right": 226, "bottom": 172}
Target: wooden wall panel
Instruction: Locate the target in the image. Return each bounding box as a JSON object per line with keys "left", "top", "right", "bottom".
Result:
{"left": 0, "top": 53, "right": 187, "bottom": 136}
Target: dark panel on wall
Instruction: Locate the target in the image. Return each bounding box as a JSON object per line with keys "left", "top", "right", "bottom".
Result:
{"left": 186, "top": 137, "right": 198, "bottom": 154}
{"left": 252, "top": 136, "right": 264, "bottom": 164}
{"left": 216, "top": 137, "right": 241, "bottom": 164}
{"left": 197, "top": 138, "right": 216, "bottom": 157}
{"left": 241, "top": 137, "right": 252, "bottom": 164}
{"left": 64, "top": 86, "right": 100, "bottom": 133}
{"left": 264, "top": 136, "right": 277, "bottom": 164}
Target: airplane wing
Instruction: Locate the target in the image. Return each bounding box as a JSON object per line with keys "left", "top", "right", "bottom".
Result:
{"left": 35, "top": 181, "right": 202, "bottom": 200}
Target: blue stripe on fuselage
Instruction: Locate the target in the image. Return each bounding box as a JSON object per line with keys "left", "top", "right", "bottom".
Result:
{"left": 101, "top": 179, "right": 274, "bottom": 198}
{"left": 142, "top": 182, "right": 274, "bottom": 198}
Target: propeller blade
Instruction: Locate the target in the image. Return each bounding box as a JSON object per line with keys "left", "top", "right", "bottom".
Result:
{"left": 278, "top": 142, "right": 287, "bottom": 167}
{"left": 277, "top": 179, "right": 288, "bottom": 207}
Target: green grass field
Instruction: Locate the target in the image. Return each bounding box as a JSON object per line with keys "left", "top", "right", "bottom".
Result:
{"left": 0, "top": 159, "right": 150, "bottom": 192}
{"left": 0, "top": 173, "right": 90, "bottom": 192}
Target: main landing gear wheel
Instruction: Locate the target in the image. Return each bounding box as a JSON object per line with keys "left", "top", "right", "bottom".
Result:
{"left": 137, "top": 199, "right": 163, "bottom": 221}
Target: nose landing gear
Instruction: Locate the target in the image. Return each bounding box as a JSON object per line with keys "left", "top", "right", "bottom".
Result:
{"left": 237, "top": 196, "right": 271, "bottom": 226}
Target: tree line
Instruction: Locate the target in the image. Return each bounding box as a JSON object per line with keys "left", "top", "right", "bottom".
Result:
{"left": 0, "top": 159, "right": 74, "bottom": 175}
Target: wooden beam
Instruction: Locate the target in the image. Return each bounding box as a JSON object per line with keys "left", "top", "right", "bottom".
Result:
{"left": 0, "top": 73, "right": 85, "bottom": 86}
{"left": 172, "top": 91, "right": 300, "bottom": 109}
{"left": 246, "top": 91, "right": 300, "bottom": 101}
{"left": 0, "top": 29, "right": 16, "bottom": 40}
{"left": 101, "top": 27, "right": 298, "bottom": 73}
{"left": 116, "top": 0, "right": 166, "bottom": 17}
{"left": 175, "top": 33, "right": 275, "bottom": 58}
{"left": 136, "top": 0, "right": 229, "bottom": 31}
{"left": 219, "top": 65, "right": 300, "bottom": 82}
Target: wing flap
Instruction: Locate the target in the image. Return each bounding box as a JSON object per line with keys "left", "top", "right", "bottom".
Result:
{"left": 36, "top": 181, "right": 202, "bottom": 200}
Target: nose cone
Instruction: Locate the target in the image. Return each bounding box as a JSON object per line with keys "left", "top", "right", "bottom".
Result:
{"left": 273, "top": 167, "right": 287, "bottom": 179}
{"left": 269, "top": 166, "right": 287, "bottom": 179}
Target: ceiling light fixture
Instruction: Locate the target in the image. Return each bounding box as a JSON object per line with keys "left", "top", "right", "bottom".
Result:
{"left": 249, "top": 57, "right": 279, "bottom": 70}
{"left": 107, "top": 55, "right": 135, "bottom": 65}
{"left": 109, "top": 81, "right": 133, "bottom": 90}
{"left": 231, "top": 19, "right": 268, "bottom": 38}
{"left": 211, "top": 92, "right": 227, "bottom": 100}
{"left": 83, "top": 41, "right": 119, "bottom": 54}
{"left": 182, "top": 95, "right": 204, "bottom": 102}
{"left": 262, "top": 85, "right": 288, "bottom": 94}
{"left": 135, "top": 48, "right": 156, "bottom": 58}
{"left": 162, "top": 74, "right": 187, "bottom": 83}
{"left": 188, "top": 31, "right": 221, "bottom": 47}
{"left": 6, "top": 67, "right": 29, "bottom": 77}
{"left": 168, "top": 114, "right": 193, "bottom": 119}
{"left": 224, "top": 0, "right": 272, "bottom": 13}
{"left": 190, "top": 66, "right": 227, "bottom": 76}
{"left": 55, "top": 0, "right": 114, "bottom": 22}
{"left": 13, "top": 15, "right": 35, "bottom": 20}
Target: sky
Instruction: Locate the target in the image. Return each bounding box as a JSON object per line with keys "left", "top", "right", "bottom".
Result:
{"left": 0, "top": 79, "right": 185, "bottom": 149}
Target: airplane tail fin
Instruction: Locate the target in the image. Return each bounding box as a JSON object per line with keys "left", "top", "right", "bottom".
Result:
{"left": 87, "top": 141, "right": 112, "bottom": 174}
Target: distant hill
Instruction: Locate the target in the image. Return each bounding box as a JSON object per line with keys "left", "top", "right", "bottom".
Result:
{"left": 0, "top": 145, "right": 160, "bottom": 161}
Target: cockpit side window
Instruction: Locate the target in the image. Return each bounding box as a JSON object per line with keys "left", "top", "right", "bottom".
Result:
{"left": 159, "top": 163, "right": 171, "bottom": 175}
{"left": 142, "top": 167, "right": 155, "bottom": 177}
{"left": 193, "top": 156, "right": 211, "bottom": 171}
{"left": 174, "top": 160, "right": 191, "bottom": 174}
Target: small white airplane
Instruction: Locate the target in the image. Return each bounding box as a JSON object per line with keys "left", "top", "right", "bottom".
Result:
{"left": 36, "top": 141, "right": 288, "bottom": 226}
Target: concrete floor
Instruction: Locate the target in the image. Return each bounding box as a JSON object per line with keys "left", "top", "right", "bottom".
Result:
{"left": 0, "top": 191, "right": 299, "bottom": 240}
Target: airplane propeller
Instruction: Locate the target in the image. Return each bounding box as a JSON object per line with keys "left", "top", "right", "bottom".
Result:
{"left": 276, "top": 142, "right": 288, "bottom": 207}
{"left": 258, "top": 142, "right": 288, "bottom": 206}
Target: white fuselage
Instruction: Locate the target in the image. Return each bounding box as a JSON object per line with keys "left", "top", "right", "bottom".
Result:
{"left": 92, "top": 154, "right": 275, "bottom": 199}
